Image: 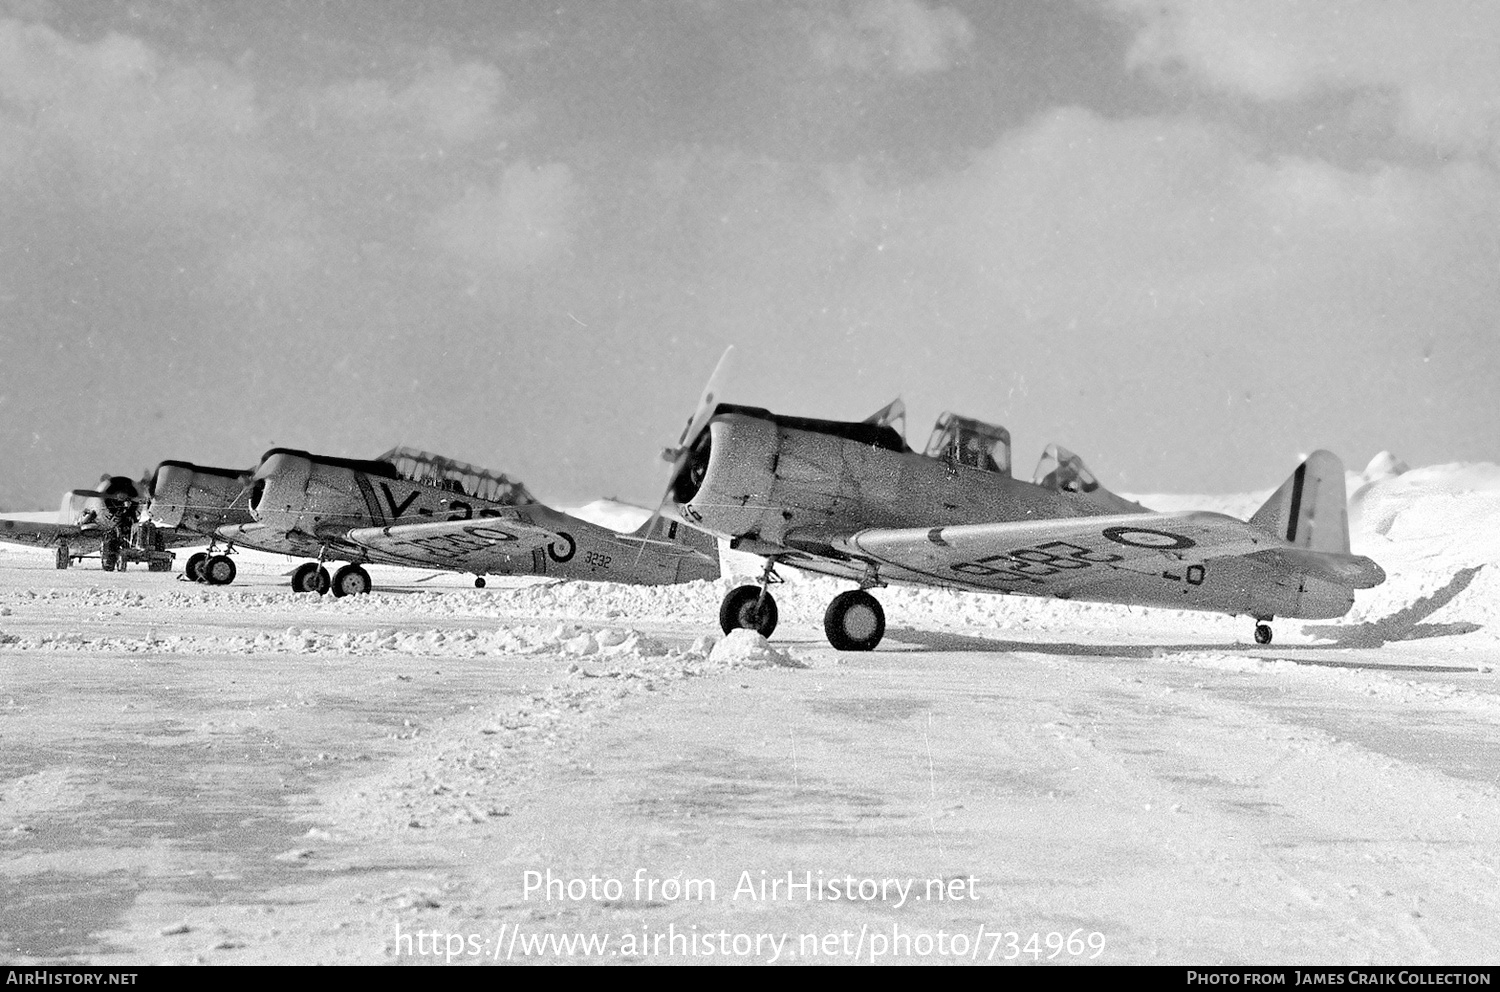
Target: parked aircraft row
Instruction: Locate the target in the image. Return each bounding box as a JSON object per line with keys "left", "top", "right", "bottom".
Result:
{"left": 0, "top": 348, "right": 1385, "bottom": 648}
{"left": 0, "top": 474, "right": 191, "bottom": 571}
{"left": 142, "top": 446, "right": 718, "bottom": 594}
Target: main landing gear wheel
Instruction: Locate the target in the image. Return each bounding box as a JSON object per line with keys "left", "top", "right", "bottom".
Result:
{"left": 331, "top": 564, "right": 372, "bottom": 598}
{"left": 185, "top": 552, "right": 208, "bottom": 582}
{"left": 474, "top": 577, "right": 487, "bottom": 589}
{"left": 291, "top": 562, "right": 331, "bottom": 595}
{"left": 824, "top": 590, "right": 886, "bottom": 651}
{"left": 1254, "top": 623, "right": 1273, "bottom": 645}
{"left": 55, "top": 544, "right": 71, "bottom": 570}
{"left": 719, "top": 584, "right": 779, "bottom": 638}
{"left": 203, "top": 554, "right": 237, "bottom": 586}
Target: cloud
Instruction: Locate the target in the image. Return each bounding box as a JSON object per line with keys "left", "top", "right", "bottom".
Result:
{"left": 429, "top": 161, "right": 584, "bottom": 274}
{"left": 811, "top": 0, "right": 974, "bottom": 76}
{"left": 1109, "top": 0, "right": 1500, "bottom": 161}
{"left": 317, "top": 58, "right": 510, "bottom": 146}
{"left": 817, "top": 106, "right": 1500, "bottom": 344}
{"left": 0, "top": 18, "right": 273, "bottom": 218}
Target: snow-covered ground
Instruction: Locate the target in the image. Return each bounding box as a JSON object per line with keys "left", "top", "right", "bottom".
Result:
{"left": 1, "top": 456, "right": 1498, "bottom": 965}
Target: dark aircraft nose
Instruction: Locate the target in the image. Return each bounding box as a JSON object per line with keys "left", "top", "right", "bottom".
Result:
{"left": 669, "top": 429, "right": 713, "bottom": 504}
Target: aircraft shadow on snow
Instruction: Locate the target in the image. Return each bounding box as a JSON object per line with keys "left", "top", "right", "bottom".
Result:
{"left": 881, "top": 565, "right": 1486, "bottom": 671}
{"left": 1299, "top": 564, "right": 1484, "bottom": 648}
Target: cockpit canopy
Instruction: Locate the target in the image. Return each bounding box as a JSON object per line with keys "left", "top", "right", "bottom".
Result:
{"left": 1031, "top": 443, "right": 1100, "bottom": 494}
{"left": 924, "top": 413, "right": 1012, "bottom": 476}
{"left": 375, "top": 446, "right": 536, "bottom": 506}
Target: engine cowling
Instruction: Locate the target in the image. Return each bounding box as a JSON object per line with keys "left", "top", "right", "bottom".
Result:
{"left": 149, "top": 462, "right": 254, "bottom": 534}
{"left": 250, "top": 450, "right": 383, "bottom": 539}
{"left": 145, "top": 464, "right": 194, "bottom": 529}
{"left": 249, "top": 451, "right": 317, "bottom": 535}
{"left": 675, "top": 414, "right": 780, "bottom": 541}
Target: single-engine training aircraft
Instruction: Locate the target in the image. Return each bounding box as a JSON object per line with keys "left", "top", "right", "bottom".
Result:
{"left": 227, "top": 445, "right": 720, "bottom": 595}
{"left": 142, "top": 461, "right": 257, "bottom": 584}
{"left": 657, "top": 356, "right": 1384, "bottom": 651}
{"left": 0, "top": 473, "right": 190, "bottom": 570}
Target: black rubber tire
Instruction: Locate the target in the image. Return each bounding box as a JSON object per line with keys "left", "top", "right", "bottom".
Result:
{"left": 203, "top": 554, "right": 237, "bottom": 586}
{"left": 55, "top": 545, "right": 70, "bottom": 570}
{"left": 719, "top": 584, "right": 778, "bottom": 637}
{"left": 824, "top": 589, "right": 886, "bottom": 651}
{"left": 1254, "top": 623, "right": 1273, "bottom": 645}
{"left": 474, "top": 577, "right": 487, "bottom": 589}
{"left": 185, "top": 552, "right": 208, "bottom": 582}
{"left": 331, "top": 564, "right": 372, "bottom": 598}
{"left": 291, "top": 562, "right": 330, "bottom": 595}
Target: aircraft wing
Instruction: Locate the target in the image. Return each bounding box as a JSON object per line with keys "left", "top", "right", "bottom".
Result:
{"left": 341, "top": 516, "right": 570, "bottom": 572}
{"left": 0, "top": 517, "right": 87, "bottom": 548}
{"left": 828, "top": 511, "right": 1289, "bottom": 594}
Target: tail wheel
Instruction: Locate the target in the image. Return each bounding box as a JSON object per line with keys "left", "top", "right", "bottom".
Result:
{"left": 824, "top": 589, "right": 885, "bottom": 651}
{"left": 203, "top": 555, "right": 237, "bottom": 586}
{"left": 185, "top": 552, "right": 208, "bottom": 582}
{"left": 1254, "top": 623, "right": 1273, "bottom": 645}
{"left": 331, "top": 564, "right": 372, "bottom": 598}
{"left": 291, "top": 562, "right": 331, "bottom": 595}
{"left": 719, "top": 584, "right": 778, "bottom": 637}
{"left": 474, "top": 577, "right": 487, "bottom": 589}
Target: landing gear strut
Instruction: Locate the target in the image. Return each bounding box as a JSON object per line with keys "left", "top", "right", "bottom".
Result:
{"left": 291, "top": 561, "right": 331, "bottom": 595}
{"left": 718, "top": 559, "right": 781, "bottom": 637}
{"left": 187, "top": 541, "right": 238, "bottom": 585}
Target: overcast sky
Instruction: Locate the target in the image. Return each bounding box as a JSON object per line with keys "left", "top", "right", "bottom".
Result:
{"left": 1, "top": 0, "right": 1497, "bottom": 509}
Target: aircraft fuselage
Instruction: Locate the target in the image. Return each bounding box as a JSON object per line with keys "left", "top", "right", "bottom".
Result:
{"left": 674, "top": 411, "right": 1356, "bottom": 621}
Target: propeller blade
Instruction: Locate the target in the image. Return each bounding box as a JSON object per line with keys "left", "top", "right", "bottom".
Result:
{"left": 635, "top": 346, "right": 735, "bottom": 569}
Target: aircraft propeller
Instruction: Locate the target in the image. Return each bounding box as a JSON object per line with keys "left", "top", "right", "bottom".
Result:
{"left": 660, "top": 345, "right": 735, "bottom": 489}
{"left": 631, "top": 345, "right": 735, "bottom": 560}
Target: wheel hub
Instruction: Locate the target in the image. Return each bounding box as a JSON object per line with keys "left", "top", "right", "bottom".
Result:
{"left": 842, "top": 604, "right": 879, "bottom": 640}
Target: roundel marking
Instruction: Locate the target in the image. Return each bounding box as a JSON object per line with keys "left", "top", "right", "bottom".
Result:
{"left": 547, "top": 531, "right": 577, "bottom": 563}
{"left": 1101, "top": 526, "right": 1196, "bottom": 550}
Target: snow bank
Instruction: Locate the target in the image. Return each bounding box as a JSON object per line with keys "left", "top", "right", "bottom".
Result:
{"left": 706, "top": 628, "right": 807, "bottom": 669}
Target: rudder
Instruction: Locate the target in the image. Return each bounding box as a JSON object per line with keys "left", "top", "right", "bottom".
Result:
{"left": 1249, "top": 450, "right": 1350, "bottom": 554}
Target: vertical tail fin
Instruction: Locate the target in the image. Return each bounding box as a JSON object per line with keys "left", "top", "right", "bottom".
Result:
{"left": 1249, "top": 450, "right": 1350, "bottom": 554}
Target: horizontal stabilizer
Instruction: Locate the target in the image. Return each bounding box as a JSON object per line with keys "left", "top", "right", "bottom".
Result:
{"left": 629, "top": 514, "right": 720, "bottom": 560}
{"left": 1249, "top": 451, "right": 1350, "bottom": 555}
